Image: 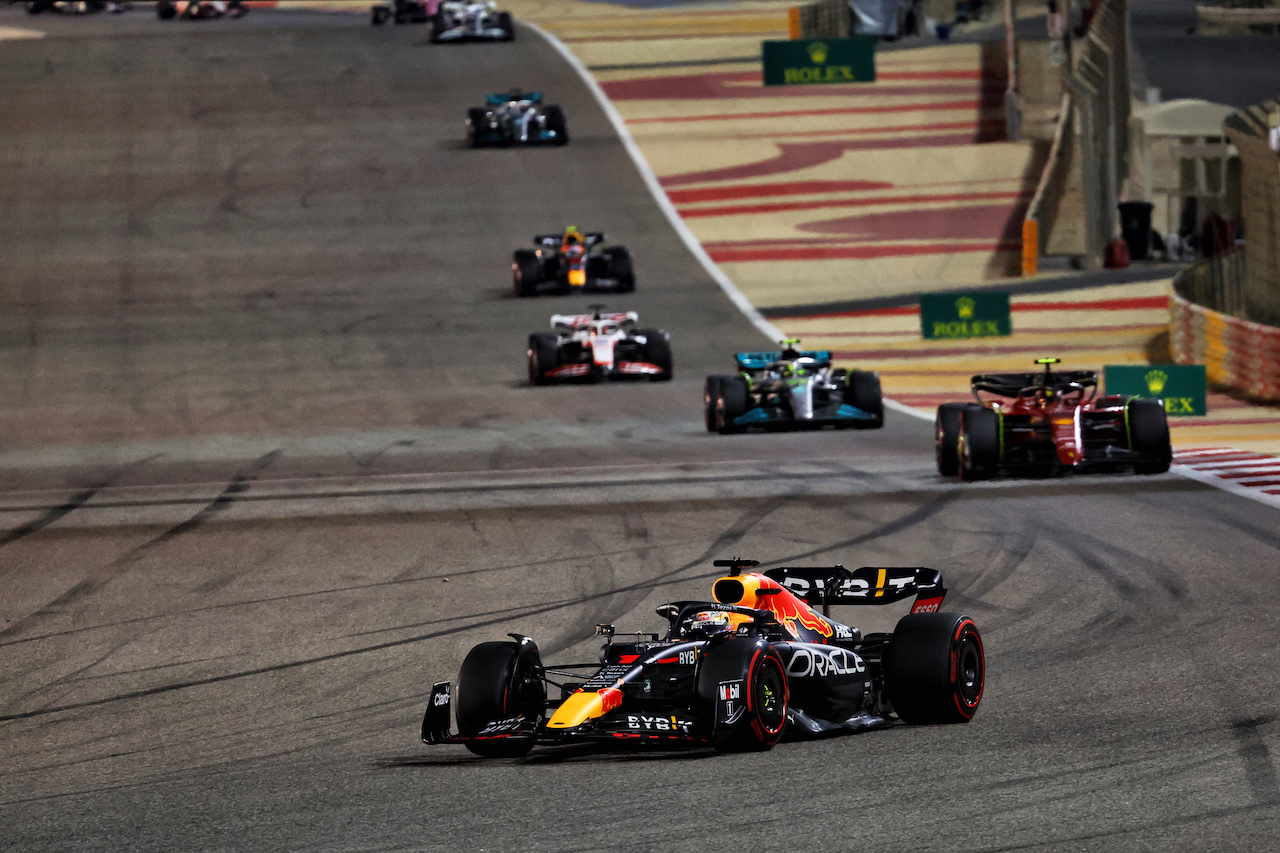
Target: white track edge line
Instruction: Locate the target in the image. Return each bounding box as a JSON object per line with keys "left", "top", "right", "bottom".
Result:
{"left": 527, "top": 21, "right": 932, "bottom": 425}
{"left": 1170, "top": 463, "right": 1280, "bottom": 511}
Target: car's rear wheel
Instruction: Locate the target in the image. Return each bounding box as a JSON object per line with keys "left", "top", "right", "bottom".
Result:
{"left": 935, "top": 402, "right": 970, "bottom": 477}
{"left": 1127, "top": 398, "right": 1172, "bottom": 474}
{"left": 704, "top": 376, "right": 728, "bottom": 432}
{"left": 512, "top": 250, "right": 541, "bottom": 297}
{"left": 958, "top": 406, "right": 1000, "bottom": 481}
{"left": 456, "top": 641, "right": 545, "bottom": 757}
{"left": 715, "top": 376, "right": 750, "bottom": 434}
{"left": 544, "top": 106, "right": 569, "bottom": 146}
{"left": 496, "top": 10, "right": 514, "bottom": 39}
{"left": 429, "top": 10, "right": 446, "bottom": 39}
{"left": 603, "top": 247, "right": 634, "bottom": 292}
{"left": 527, "top": 332, "right": 560, "bottom": 385}
{"left": 638, "top": 329, "right": 672, "bottom": 381}
{"left": 883, "top": 613, "right": 984, "bottom": 725}
{"left": 847, "top": 370, "right": 884, "bottom": 429}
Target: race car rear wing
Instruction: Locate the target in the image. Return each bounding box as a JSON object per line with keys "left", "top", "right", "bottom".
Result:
{"left": 763, "top": 565, "right": 947, "bottom": 615}
{"left": 535, "top": 232, "right": 605, "bottom": 248}
{"left": 736, "top": 350, "right": 833, "bottom": 371}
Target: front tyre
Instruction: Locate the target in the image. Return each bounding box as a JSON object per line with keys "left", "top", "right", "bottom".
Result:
{"left": 496, "top": 10, "right": 515, "bottom": 40}
{"left": 696, "top": 638, "right": 788, "bottom": 752}
{"left": 544, "top": 106, "right": 569, "bottom": 146}
{"left": 715, "top": 376, "right": 750, "bottom": 434}
{"left": 527, "top": 332, "right": 560, "bottom": 385}
{"left": 456, "top": 640, "right": 546, "bottom": 757}
{"left": 883, "top": 613, "right": 984, "bottom": 725}
{"left": 847, "top": 370, "right": 884, "bottom": 429}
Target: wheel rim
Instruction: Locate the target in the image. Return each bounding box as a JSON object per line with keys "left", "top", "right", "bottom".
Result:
{"left": 955, "top": 635, "right": 983, "bottom": 709}
{"left": 754, "top": 659, "right": 786, "bottom": 734}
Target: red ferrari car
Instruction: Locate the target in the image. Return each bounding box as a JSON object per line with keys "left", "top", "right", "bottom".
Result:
{"left": 936, "top": 358, "right": 1172, "bottom": 480}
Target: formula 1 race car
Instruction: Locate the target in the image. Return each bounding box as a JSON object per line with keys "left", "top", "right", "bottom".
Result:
{"left": 704, "top": 341, "right": 883, "bottom": 434}
{"left": 512, "top": 227, "right": 631, "bottom": 296}
{"left": 422, "top": 558, "right": 984, "bottom": 756}
{"left": 430, "top": 0, "right": 513, "bottom": 40}
{"left": 370, "top": 0, "right": 435, "bottom": 24}
{"left": 24, "top": 1, "right": 126, "bottom": 13}
{"left": 157, "top": 0, "right": 246, "bottom": 19}
{"left": 527, "top": 307, "right": 671, "bottom": 384}
{"left": 935, "top": 357, "right": 1173, "bottom": 481}
{"left": 468, "top": 90, "right": 565, "bottom": 148}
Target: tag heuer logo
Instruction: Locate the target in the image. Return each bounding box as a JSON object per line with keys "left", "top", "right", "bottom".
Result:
{"left": 1144, "top": 369, "right": 1168, "bottom": 394}
{"left": 807, "top": 41, "right": 828, "bottom": 64}
{"left": 955, "top": 296, "right": 976, "bottom": 319}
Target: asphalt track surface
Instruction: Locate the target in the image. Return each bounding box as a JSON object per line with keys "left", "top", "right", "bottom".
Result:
{"left": 2, "top": 8, "right": 1279, "bottom": 852}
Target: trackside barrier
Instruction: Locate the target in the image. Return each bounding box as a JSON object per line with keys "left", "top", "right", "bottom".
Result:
{"left": 1171, "top": 248, "right": 1280, "bottom": 401}
{"left": 1223, "top": 98, "right": 1280, "bottom": 325}
{"left": 1022, "top": 92, "right": 1073, "bottom": 276}
{"left": 792, "top": 0, "right": 850, "bottom": 38}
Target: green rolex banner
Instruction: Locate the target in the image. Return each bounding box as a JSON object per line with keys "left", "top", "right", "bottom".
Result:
{"left": 1104, "top": 364, "right": 1207, "bottom": 416}
{"left": 919, "top": 292, "right": 1012, "bottom": 340}
{"left": 762, "top": 37, "right": 876, "bottom": 87}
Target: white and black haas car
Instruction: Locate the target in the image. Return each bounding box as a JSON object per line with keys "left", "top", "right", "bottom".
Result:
{"left": 512, "top": 227, "right": 631, "bottom": 296}
{"left": 468, "top": 90, "right": 566, "bottom": 149}
{"left": 422, "top": 558, "right": 985, "bottom": 756}
{"left": 527, "top": 307, "right": 671, "bottom": 384}
{"left": 157, "top": 0, "right": 246, "bottom": 19}
{"left": 705, "top": 339, "right": 883, "bottom": 433}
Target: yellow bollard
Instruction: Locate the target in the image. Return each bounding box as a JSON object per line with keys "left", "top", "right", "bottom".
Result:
{"left": 1021, "top": 218, "right": 1038, "bottom": 277}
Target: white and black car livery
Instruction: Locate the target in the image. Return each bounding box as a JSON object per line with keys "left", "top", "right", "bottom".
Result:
{"left": 430, "top": 0, "right": 513, "bottom": 41}
{"left": 527, "top": 308, "right": 671, "bottom": 384}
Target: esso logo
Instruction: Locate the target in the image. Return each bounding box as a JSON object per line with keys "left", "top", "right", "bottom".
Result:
{"left": 912, "top": 601, "right": 940, "bottom": 614}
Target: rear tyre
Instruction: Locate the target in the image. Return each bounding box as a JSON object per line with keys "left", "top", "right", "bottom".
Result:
{"left": 847, "top": 370, "right": 884, "bottom": 429}
{"left": 603, "top": 247, "right": 634, "bottom": 292}
{"left": 958, "top": 406, "right": 999, "bottom": 481}
{"left": 157, "top": 0, "right": 176, "bottom": 18}
{"left": 466, "top": 108, "right": 489, "bottom": 148}
{"left": 935, "top": 402, "right": 969, "bottom": 476}
{"left": 429, "top": 10, "right": 447, "bottom": 40}
{"left": 527, "top": 332, "right": 560, "bottom": 385}
{"left": 696, "top": 638, "right": 788, "bottom": 752}
{"left": 456, "top": 641, "right": 545, "bottom": 757}
{"left": 715, "top": 376, "right": 750, "bottom": 434}
{"left": 704, "top": 376, "right": 728, "bottom": 432}
{"left": 639, "top": 329, "right": 672, "bottom": 381}
{"left": 496, "top": 10, "right": 515, "bottom": 40}
{"left": 512, "top": 250, "right": 541, "bottom": 297}
{"left": 1127, "top": 398, "right": 1172, "bottom": 474}
{"left": 883, "top": 613, "right": 984, "bottom": 725}
{"left": 371, "top": 5, "right": 389, "bottom": 24}
{"left": 544, "top": 106, "right": 569, "bottom": 146}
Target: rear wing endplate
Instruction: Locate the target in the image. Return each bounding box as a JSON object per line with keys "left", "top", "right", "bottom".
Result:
{"left": 763, "top": 565, "right": 947, "bottom": 613}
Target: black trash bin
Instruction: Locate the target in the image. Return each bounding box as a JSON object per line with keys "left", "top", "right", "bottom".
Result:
{"left": 1118, "top": 201, "right": 1155, "bottom": 262}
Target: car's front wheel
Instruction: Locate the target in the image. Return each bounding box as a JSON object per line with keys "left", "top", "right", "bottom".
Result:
{"left": 527, "top": 332, "right": 560, "bottom": 385}
{"left": 696, "top": 638, "right": 788, "bottom": 752}
{"left": 1127, "top": 398, "right": 1172, "bottom": 474}
{"left": 456, "top": 640, "right": 545, "bottom": 757}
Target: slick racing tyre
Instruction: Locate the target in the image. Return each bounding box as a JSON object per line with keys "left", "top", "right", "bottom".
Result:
{"left": 512, "top": 250, "right": 541, "bottom": 297}
{"left": 603, "top": 247, "right": 634, "bottom": 292}
{"left": 496, "top": 10, "right": 514, "bottom": 40}
{"left": 714, "top": 376, "right": 750, "bottom": 434}
{"left": 1127, "top": 398, "right": 1172, "bottom": 474}
{"left": 456, "top": 640, "right": 546, "bottom": 757}
{"left": 157, "top": 0, "right": 177, "bottom": 18}
{"left": 429, "top": 10, "right": 446, "bottom": 40}
{"left": 958, "top": 406, "right": 999, "bottom": 481}
{"left": 847, "top": 370, "right": 884, "bottom": 429}
{"left": 544, "top": 106, "right": 569, "bottom": 146}
{"left": 883, "top": 612, "right": 984, "bottom": 725}
{"left": 696, "top": 638, "right": 788, "bottom": 752}
{"left": 704, "top": 376, "right": 732, "bottom": 432}
{"left": 371, "top": 5, "right": 389, "bottom": 24}
{"left": 638, "top": 329, "right": 672, "bottom": 381}
{"left": 467, "top": 108, "right": 490, "bottom": 149}
{"left": 935, "top": 402, "right": 971, "bottom": 477}
{"left": 527, "top": 332, "right": 560, "bottom": 385}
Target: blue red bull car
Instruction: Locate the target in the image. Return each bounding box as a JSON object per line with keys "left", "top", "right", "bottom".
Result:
{"left": 422, "top": 558, "right": 985, "bottom": 756}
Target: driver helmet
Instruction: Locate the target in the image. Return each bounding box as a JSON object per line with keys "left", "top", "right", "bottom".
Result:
{"left": 563, "top": 226, "right": 581, "bottom": 244}
{"left": 684, "top": 610, "right": 746, "bottom": 637}
{"left": 780, "top": 339, "right": 802, "bottom": 359}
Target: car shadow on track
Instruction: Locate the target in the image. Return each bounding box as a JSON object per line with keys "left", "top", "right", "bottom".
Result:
{"left": 376, "top": 744, "right": 717, "bottom": 767}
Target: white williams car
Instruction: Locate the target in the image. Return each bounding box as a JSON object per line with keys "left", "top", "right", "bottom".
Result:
{"left": 430, "top": 0, "right": 514, "bottom": 42}
{"left": 527, "top": 307, "right": 672, "bottom": 385}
